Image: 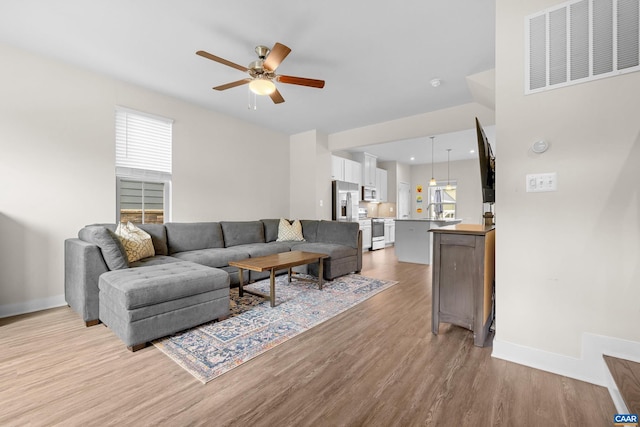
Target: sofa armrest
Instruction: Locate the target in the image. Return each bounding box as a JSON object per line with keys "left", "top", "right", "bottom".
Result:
{"left": 65, "top": 238, "right": 108, "bottom": 324}
{"left": 316, "top": 220, "right": 360, "bottom": 248}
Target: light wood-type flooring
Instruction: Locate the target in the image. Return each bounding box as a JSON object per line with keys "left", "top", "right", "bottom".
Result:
{"left": 1, "top": 248, "right": 615, "bottom": 426}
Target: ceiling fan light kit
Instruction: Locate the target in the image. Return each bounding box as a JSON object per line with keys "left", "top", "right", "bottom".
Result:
{"left": 196, "top": 42, "right": 325, "bottom": 104}
{"left": 249, "top": 77, "right": 276, "bottom": 95}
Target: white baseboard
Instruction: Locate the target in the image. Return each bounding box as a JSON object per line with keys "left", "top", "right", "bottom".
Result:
{"left": 493, "top": 333, "right": 640, "bottom": 413}
{"left": 0, "top": 294, "right": 66, "bottom": 319}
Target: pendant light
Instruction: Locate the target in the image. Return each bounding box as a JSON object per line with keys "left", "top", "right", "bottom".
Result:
{"left": 445, "top": 149, "right": 452, "bottom": 190}
{"left": 429, "top": 136, "right": 437, "bottom": 186}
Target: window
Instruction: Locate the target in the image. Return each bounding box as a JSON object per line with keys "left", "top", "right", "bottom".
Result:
{"left": 115, "top": 107, "right": 172, "bottom": 224}
{"left": 426, "top": 182, "right": 457, "bottom": 220}
{"left": 117, "top": 179, "right": 166, "bottom": 224}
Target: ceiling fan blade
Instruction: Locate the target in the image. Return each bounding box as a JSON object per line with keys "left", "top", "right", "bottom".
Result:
{"left": 263, "top": 43, "right": 291, "bottom": 72}
{"left": 269, "top": 89, "right": 285, "bottom": 104}
{"left": 213, "top": 78, "right": 252, "bottom": 91}
{"left": 277, "top": 75, "right": 325, "bottom": 89}
{"left": 196, "top": 50, "right": 248, "bottom": 72}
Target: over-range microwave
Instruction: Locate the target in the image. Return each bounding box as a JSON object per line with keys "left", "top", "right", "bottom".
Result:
{"left": 362, "top": 186, "right": 377, "bottom": 202}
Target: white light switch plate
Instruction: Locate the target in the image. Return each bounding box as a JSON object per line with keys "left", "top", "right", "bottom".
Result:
{"left": 526, "top": 172, "right": 557, "bottom": 192}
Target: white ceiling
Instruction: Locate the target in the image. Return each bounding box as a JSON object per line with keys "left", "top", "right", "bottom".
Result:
{"left": 0, "top": 0, "right": 496, "bottom": 157}
{"left": 348, "top": 125, "right": 496, "bottom": 165}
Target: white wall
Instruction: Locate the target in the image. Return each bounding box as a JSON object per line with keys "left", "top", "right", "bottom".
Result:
{"left": 290, "top": 130, "right": 319, "bottom": 220}
{"left": 289, "top": 130, "right": 332, "bottom": 221}
{"left": 397, "top": 162, "right": 411, "bottom": 187}
{"left": 379, "top": 161, "right": 398, "bottom": 205}
{"left": 410, "top": 159, "right": 484, "bottom": 223}
{"left": 494, "top": 0, "right": 640, "bottom": 372}
{"left": 314, "top": 132, "right": 332, "bottom": 220}
{"left": 0, "top": 43, "right": 290, "bottom": 316}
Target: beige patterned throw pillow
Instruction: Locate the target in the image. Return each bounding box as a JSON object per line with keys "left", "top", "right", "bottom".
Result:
{"left": 276, "top": 218, "right": 305, "bottom": 242}
{"left": 115, "top": 221, "right": 155, "bottom": 263}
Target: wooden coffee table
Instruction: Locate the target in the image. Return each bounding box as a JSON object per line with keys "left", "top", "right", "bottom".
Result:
{"left": 229, "top": 251, "right": 329, "bottom": 307}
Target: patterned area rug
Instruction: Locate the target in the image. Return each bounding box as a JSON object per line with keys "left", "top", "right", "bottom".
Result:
{"left": 153, "top": 274, "right": 398, "bottom": 383}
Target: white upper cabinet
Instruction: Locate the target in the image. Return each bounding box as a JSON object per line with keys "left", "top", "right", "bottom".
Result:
{"left": 376, "top": 168, "right": 388, "bottom": 202}
{"left": 331, "top": 155, "right": 345, "bottom": 181}
{"left": 332, "top": 155, "right": 362, "bottom": 187}
{"left": 353, "top": 152, "right": 377, "bottom": 187}
{"left": 345, "top": 159, "right": 362, "bottom": 186}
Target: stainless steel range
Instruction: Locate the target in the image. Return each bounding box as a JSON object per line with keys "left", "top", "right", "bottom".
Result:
{"left": 371, "top": 218, "right": 385, "bottom": 250}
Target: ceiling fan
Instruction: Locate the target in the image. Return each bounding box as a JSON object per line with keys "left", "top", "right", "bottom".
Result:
{"left": 196, "top": 42, "right": 325, "bottom": 104}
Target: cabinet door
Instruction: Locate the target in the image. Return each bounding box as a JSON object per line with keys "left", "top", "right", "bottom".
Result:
{"left": 438, "top": 240, "right": 476, "bottom": 330}
{"left": 384, "top": 224, "right": 392, "bottom": 244}
{"left": 344, "top": 159, "right": 361, "bottom": 185}
{"left": 361, "top": 227, "right": 372, "bottom": 250}
{"left": 363, "top": 154, "right": 377, "bottom": 186}
{"left": 389, "top": 224, "right": 395, "bottom": 243}
{"left": 331, "top": 156, "right": 345, "bottom": 181}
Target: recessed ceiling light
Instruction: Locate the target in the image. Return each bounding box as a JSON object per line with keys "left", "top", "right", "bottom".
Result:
{"left": 430, "top": 78, "right": 441, "bottom": 87}
{"left": 410, "top": 156, "right": 415, "bottom": 161}
{"left": 470, "top": 149, "right": 476, "bottom": 154}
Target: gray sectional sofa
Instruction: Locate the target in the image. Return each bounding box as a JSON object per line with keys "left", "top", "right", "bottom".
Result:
{"left": 64, "top": 219, "right": 362, "bottom": 350}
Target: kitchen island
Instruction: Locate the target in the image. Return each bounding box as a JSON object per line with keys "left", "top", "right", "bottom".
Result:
{"left": 394, "top": 218, "right": 462, "bottom": 264}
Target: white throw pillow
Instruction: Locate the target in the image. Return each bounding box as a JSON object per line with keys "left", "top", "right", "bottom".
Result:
{"left": 276, "top": 218, "right": 304, "bottom": 242}
{"left": 115, "top": 221, "right": 155, "bottom": 263}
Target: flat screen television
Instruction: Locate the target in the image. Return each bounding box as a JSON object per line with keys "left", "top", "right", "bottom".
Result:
{"left": 475, "top": 117, "right": 495, "bottom": 204}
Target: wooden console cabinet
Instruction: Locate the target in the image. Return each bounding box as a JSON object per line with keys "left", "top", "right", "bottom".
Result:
{"left": 430, "top": 224, "right": 495, "bottom": 347}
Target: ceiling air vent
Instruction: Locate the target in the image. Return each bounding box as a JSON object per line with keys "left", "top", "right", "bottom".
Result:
{"left": 526, "top": 0, "right": 640, "bottom": 94}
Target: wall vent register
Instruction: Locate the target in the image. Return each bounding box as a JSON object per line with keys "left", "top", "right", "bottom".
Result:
{"left": 526, "top": 0, "right": 640, "bottom": 94}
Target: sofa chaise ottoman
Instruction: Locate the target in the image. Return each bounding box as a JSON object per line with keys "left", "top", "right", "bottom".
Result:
{"left": 98, "top": 261, "right": 229, "bottom": 351}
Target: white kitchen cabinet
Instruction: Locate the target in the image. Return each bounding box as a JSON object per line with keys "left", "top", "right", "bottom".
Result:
{"left": 333, "top": 156, "right": 362, "bottom": 187}
{"left": 353, "top": 152, "right": 377, "bottom": 187}
{"left": 376, "top": 168, "right": 388, "bottom": 202}
{"left": 331, "top": 155, "right": 345, "bottom": 181}
{"left": 364, "top": 154, "right": 377, "bottom": 187}
{"left": 359, "top": 219, "right": 372, "bottom": 251}
{"left": 384, "top": 219, "right": 395, "bottom": 245}
{"left": 345, "top": 159, "right": 362, "bottom": 186}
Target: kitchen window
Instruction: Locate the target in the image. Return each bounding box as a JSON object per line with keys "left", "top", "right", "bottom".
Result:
{"left": 426, "top": 182, "right": 457, "bottom": 219}
{"left": 115, "top": 107, "right": 172, "bottom": 224}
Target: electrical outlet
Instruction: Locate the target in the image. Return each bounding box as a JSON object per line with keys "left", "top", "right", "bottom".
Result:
{"left": 319, "top": 200, "right": 323, "bottom": 207}
{"left": 526, "top": 172, "right": 557, "bottom": 192}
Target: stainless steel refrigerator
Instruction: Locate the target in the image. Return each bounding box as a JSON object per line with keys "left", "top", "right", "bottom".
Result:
{"left": 332, "top": 180, "right": 359, "bottom": 222}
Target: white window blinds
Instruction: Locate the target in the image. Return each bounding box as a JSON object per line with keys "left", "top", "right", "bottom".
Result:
{"left": 115, "top": 108, "right": 173, "bottom": 175}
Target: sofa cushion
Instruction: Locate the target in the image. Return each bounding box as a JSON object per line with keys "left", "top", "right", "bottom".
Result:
{"left": 316, "top": 220, "right": 359, "bottom": 248}
{"left": 233, "top": 242, "right": 292, "bottom": 258}
{"left": 266, "top": 240, "right": 299, "bottom": 251}
{"left": 260, "top": 219, "right": 281, "bottom": 243}
{"left": 290, "top": 242, "right": 358, "bottom": 259}
{"left": 171, "top": 247, "right": 250, "bottom": 268}
{"left": 78, "top": 225, "right": 129, "bottom": 270}
{"left": 136, "top": 223, "right": 168, "bottom": 256}
{"left": 99, "top": 261, "right": 228, "bottom": 310}
{"left": 220, "top": 221, "right": 265, "bottom": 247}
{"left": 165, "top": 222, "right": 224, "bottom": 254}
{"left": 129, "top": 255, "right": 182, "bottom": 268}
{"left": 277, "top": 218, "right": 304, "bottom": 241}
{"left": 115, "top": 222, "right": 155, "bottom": 263}
{"left": 300, "top": 220, "right": 319, "bottom": 242}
